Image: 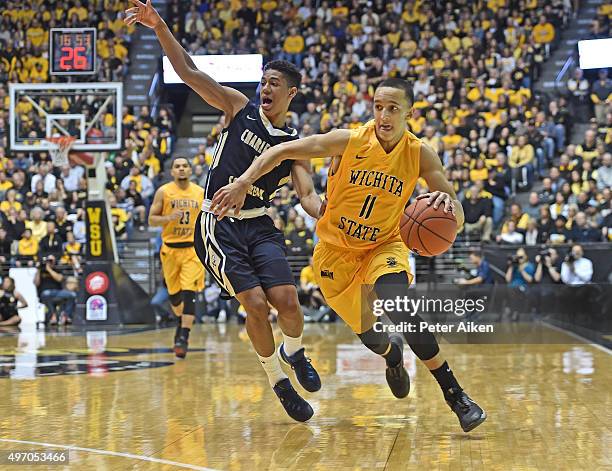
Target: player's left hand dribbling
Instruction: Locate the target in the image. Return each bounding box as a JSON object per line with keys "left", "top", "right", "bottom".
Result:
{"left": 210, "top": 181, "right": 248, "bottom": 220}
{"left": 417, "top": 191, "right": 455, "bottom": 215}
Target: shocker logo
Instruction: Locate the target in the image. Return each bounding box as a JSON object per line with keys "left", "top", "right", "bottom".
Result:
{"left": 386, "top": 257, "right": 398, "bottom": 267}
{"left": 320, "top": 269, "right": 334, "bottom": 280}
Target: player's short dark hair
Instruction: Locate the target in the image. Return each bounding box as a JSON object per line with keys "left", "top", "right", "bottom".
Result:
{"left": 264, "top": 60, "right": 302, "bottom": 89}
{"left": 171, "top": 156, "right": 191, "bottom": 168}
{"left": 376, "top": 78, "right": 415, "bottom": 106}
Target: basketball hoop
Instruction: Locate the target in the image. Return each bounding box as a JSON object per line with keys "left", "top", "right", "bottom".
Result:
{"left": 44, "top": 136, "right": 77, "bottom": 168}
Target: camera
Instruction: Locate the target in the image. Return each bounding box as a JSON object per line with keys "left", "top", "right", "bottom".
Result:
{"left": 565, "top": 253, "right": 576, "bottom": 264}
{"left": 508, "top": 255, "right": 520, "bottom": 265}
{"left": 539, "top": 249, "right": 551, "bottom": 259}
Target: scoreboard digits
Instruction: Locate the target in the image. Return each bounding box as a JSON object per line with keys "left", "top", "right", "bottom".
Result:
{"left": 50, "top": 28, "right": 97, "bottom": 75}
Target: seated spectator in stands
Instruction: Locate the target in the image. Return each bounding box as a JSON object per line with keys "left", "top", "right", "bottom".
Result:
{"left": 0, "top": 189, "right": 21, "bottom": 215}
{"left": 25, "top": 207, "right": 47, "bottom": 242}
{"left": 501, "top": 203, "right": 530, "bottom": 234}
{"left": 524, "top": 191, "right": 541, "bottom": 220}
{"left": 30, "top": 163, "right": 56, "bottom": 194}
{"left": 575, "top": 129, "right": 600, "bottom": 162}
{"left": 191, "top": 165, "right": 207, "bottom": 188}
{"left": 505, "top": 247, "right": 535, "bottom": 288}
{"left": 548, "top": 167, "right": 566, "bottom": 193}
{"left": 4, "top": 208, "right": 25, "bottom": 243}
{"left": 39, "top": 221, "right": 63, "bottom": 260}
{"left": 0, "top": 277, "right": 27, "bottom": 327}
{"left": 569, "top": 211, "right": 602, "bottom": 242}
{"left": 120, "top": 166, "right": 154, "bottom": 204}
{"left": 509, "top": 135, "right": 535, "bottom": 191}
{"left": 462, "top": 186, "right": 493, "bottom": 241}
{"left": 497, "top": 221, "right": 524, "bottom": 244}
{"left": 549, "top": 215, "right": 572, "bottom": 244}
{"left": 524, "top": 220, "right": 539, "bottom": 246}
{"left": 456, "top": 248, "right": 494, "bottom": 285}
{"left": 591, "top": 69, "right": 611, "bottom": 125}
{"left": 549, "top": 192, "right": 569, "bottom": 220}
{"left": 61, "top": 231, "right": 82, "bottom": 272}
{"left": 561, "top": 245, "right": 593, "bottom": 286}
{"left": 537, "top": 206, "right": 554, "bottom": 243}
{"left": 597, "top": 153, "right": 612, "bottom": 191}
{"left": 299, "top": 256, "right": 325, "bottom": 310}
{"left": 484, "top": 171, "right": 508, "bottom": 227}
{"left": 566, "top": 68, "right": 590, "bottom": 116}
{"left": 16, "top": 228, "right": 38, "bottom": 267}
{"left": 538, "top": 177, "right": 555, "bottom": 205}
{"left": 53, "top": 207, "right": 73, "bottom": 241}
{"left": 285, "top": 216, "right": 314, "bottom": 255}
{"left": 125, "top": 180, "right": 146, "bottom": 230}
{"left": 0, "top": 228, "right": 11, "bottom": 268}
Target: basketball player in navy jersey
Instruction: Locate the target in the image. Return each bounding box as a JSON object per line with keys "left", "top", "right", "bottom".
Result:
{"left": 126, "top": 0, "right": 321, "bottom": 422}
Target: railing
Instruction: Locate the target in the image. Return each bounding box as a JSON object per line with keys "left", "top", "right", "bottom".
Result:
{"left": 117, "top": 239, "right": 157, "bottom": 295}
{"left": 555, "top": 54, "right": 575, "bottom": 91}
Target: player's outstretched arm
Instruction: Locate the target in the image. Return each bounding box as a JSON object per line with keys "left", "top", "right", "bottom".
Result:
{"left": 418, "top": 143, "right": 465, "bottom": 230}
{"left": 125, "top": 0, "right": 248, "bottom": 120}
{"left": 210, "top": 129, "right": 350, "bottom": 220}
{"left": 291, "top": 161, "right": 323, "bottom": 219}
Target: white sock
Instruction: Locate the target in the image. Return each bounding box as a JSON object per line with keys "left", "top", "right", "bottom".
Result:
{"left": 282, "top": 333, "right": 303, "bottom": 356}
{"left": 257, "top": 352, "right": 286, "bottom": 387}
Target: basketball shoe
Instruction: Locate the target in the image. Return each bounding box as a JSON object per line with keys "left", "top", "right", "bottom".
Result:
{"left": 385, "top": 335, "right": 410, "bottom": 398}
{"left": 278, "top": 344, "right": 321, "bottom": 392}
{"left": 273, "top": 378, "right": 314, "bottom": 422}
{"left": 445, "top": 388, "right": 487, "bottom": 432}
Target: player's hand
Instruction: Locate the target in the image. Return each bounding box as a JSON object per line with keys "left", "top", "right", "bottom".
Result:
{"left": 318, "top": 197, "right": 328, "bottom": 219}
{"left": 166, "top": 210, "right": 182, "bottom": 222}
{"left": 417, "top": 191, "right": 456, "bottom": 215}
{"left": 210, "top": 180, "right": 249, "bottom": 221}
{"left": 125, "top": 0, "right": 162, "bottom": 29}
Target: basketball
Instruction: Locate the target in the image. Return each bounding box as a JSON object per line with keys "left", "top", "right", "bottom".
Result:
{"left": 400, "top": 198, "right": 457, "bottom": 257}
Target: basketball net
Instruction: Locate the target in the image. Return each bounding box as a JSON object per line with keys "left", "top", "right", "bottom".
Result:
{"left": 44, "top": 136, "right": 77, "bottom": 168}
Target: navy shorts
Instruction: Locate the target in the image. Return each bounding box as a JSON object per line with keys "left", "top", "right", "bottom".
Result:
{"left": 194, "top": 211, "right": 295, "bottom": 299}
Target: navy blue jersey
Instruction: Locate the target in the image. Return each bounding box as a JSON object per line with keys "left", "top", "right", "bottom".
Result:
{"left": 204, "top": 103, "right": 298, "bottom": 210}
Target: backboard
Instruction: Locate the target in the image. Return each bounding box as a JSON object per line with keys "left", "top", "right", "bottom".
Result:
{"left": 9, "top": 82, "right": 123, "bottom": 152}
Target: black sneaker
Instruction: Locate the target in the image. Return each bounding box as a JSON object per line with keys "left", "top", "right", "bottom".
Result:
{"left": 173, "top": 319, "right": 182, "bottom": 345}
{"left": 278, "top": 344, "right": 321, "bottom": 392}
{"left": 446, "top": 388, "right": 487, "bottom": 432}
{"left": 174, "top": 336, "right": 188, "bottom": 359}
{"left": 273, "top": 378, "right": 314, "bottom": 422}
{"left": 385, "top": 335, "right": 410, "bottom": 399}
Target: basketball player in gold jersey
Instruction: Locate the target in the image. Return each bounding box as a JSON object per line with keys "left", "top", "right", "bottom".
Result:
{"left": 212, "top": 78, "right": 487, "bottom": 432}
{"left": 149, "top": 157, "right": 205, "bottom": 359}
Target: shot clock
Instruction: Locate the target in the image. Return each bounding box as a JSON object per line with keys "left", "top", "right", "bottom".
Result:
{"left": 50, "top": 28, "right": 97, "bottom": 75}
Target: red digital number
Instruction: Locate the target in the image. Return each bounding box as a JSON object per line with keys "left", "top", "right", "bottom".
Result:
{"left": 60, "top": 46, "right": 74, "bottom": 70}
{"left": 59, "top": 46, "right": 89, "bottom": 70}
{"left": 74, "top": 46, "right": 88, "bottom": 69}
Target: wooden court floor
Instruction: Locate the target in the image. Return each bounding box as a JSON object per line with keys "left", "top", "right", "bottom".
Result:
{"left": 0, "top": 323, "right": 609, "bottom": 470}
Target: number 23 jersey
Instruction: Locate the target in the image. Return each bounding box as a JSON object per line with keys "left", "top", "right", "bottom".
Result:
{"left": 316, "top": 120, "right": 421, "bottom": 251}
{"left": 161, "top": 181, "right": 205, "bottom": 245}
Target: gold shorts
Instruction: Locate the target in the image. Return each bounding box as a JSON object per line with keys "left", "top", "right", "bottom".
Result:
{"left": 160, "top": 245, "right": 205, "bottom": 295}
{"left": 313, "top": 239, "right": 413, "bottom": 334}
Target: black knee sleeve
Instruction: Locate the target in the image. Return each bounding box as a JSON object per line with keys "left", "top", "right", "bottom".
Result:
{"left": 169, "top": 292, "right": 183, "bottom": 307}
{"left": 181, "top": 290, "right": 196, "bottom": 315}
{"left": 357, "top": 327, "right": 390, "bottom": 356}
{"left": 374, "top": 271, "right": 440, "bottom": 361}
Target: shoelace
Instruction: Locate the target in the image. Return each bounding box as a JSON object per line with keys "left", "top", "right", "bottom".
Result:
{"left": 388, "top": 365, "right": 403, "bottom": 378}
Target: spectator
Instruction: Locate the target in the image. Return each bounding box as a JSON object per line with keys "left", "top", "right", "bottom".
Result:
{"left": 25, "top": 207, "right": 47, "bottom": 242}
{"left": 532, "top": 15, "right": 555, "bottom": 56}
{"left": 299, "top": 256, "right": 326, "bottom": 310}
{"left": 462, "top": 186, "right": 493, "bottom": 242}
{"left": 16, "top": 228, "right": 38, "bottom": 267}
{"left": 524, "top": 191, "right": 541, "bottom": 220}
{"left": 591, "top": 69, "right": 612, "bottom": 125}
{"left": 61, "top": 231, "right": 82, "bottom": 272}
{"left": 566, "top": 68, "right": 590, "bottom": 116}
{"left": 549, "top": 215, "right": 572, "bottom": 244}
{"left": 501, "top": 203, "right": 530, "bottom": 234}
{"left": 0, "top": 228, "right": 11, "bottom": 267}
{"left": 561, "top": 245, "right": 593, "bottom": 285}
{"left": 569, "top": 211, "right": 601, "bottom": 242}
{"left": 456, "top": 249, "right": 494, "bottom": 285}
{"left": 30, "top": 163, "right": 57, "bottom": 194}
{"left": 597, "top": 153, "right": 612, "bottom": 191}
{"left": 39, "top": 221, "right": 63, "bottom": 259}
{"left": 285, "top": 216, "right": 314, "bottom": 255}
{"left": 125, "top": 180, "right": 147, "bottom": 230}
{"left": 0, "top": 277, "right": 27, "bottom": 327}
{"left": 537, "top": 206, "right": 555, "bottom": 243}
{"left": 538, "top": 177, "right": 556, "bottom": 205}
{"left": 509, "top": 135, "right": 535, "bottom": 191}
{"left": 497, "top": 221, "right": 524, "bottom": 244}
{"left": 524, "top": 219, "right": 539, "bottom": 246}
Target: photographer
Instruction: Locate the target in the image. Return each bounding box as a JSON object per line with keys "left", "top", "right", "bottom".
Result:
{"left": 534, "top": 248, "right": 561, "bottom": 284}
{"left": 533, "top": 247, "right": 561, "bottom": 316}
{"left": 0, "top": 277, "right": 27, "bottom": 326}
{"left": 561, "top": 244, "right": 593, "bottom": 286}
{"left": 505, "top": 248, "right": 535, "bottom": 288}
{"left": 456, "top": 249, "right": 494, "bottom": 285}
{"left": 34, "top": 255, "right": 68, "bottom": 325}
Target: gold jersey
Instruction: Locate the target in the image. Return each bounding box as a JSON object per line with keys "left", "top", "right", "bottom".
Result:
{"left": 317, "top": 121, "right": 421, "bottom": 250}
{"left": 161, "top": 181, "right": 204, "bottom": 245}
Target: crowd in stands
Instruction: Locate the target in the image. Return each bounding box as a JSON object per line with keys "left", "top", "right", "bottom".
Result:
{"left": 172, "top": 0, "right": 611, "bottom": 250}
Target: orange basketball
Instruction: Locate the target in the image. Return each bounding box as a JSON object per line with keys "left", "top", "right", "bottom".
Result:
{"left": 399, "top": 198, "right": 457, "bottom": 257}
